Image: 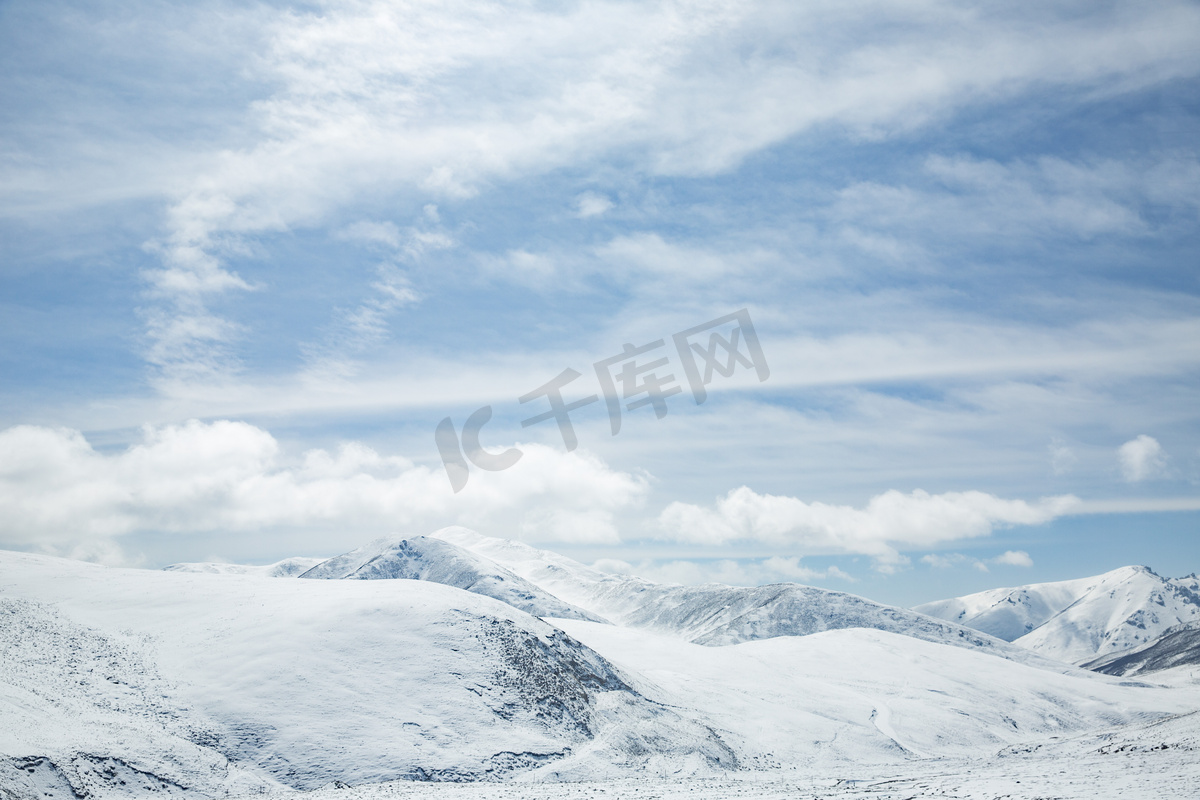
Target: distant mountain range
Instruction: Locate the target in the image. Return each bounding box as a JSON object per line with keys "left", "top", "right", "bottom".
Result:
{"left": 165, "top": 530, "right": 1200, "bottom": 674}
{"left": 172, "top": 527, "right": 1053, "bottom": 664}
{"left": 4, "top": 532, "right": 1199, "bottom": 798}
{"left": 915, "top": 566, "right": 1200, "bottom": 666}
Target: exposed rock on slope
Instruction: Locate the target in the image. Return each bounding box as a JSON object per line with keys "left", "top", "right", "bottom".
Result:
{"left": 1084, "top": 621, "right": 1200, "bottom": 676}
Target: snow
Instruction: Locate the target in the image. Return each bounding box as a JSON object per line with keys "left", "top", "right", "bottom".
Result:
{"left": 0, "top": 551, "right": 731, "bottom": 794}
{"left": 297, "top": 536, "right": 602, "bottom": 622}
{"left": 916, "top": 565, "right": 1200, "bottom": 664}
{"left": 429, "top": 528, "right": 1050, "bottom": 665}
{"left": 1086, "top": 621, "right": 1200, "bottom": 676}
{"left": 163, "top": 557, "right": 327, "bottom": 578}
{"left": 5, "top": 535, "right": 1200, "bottom": 800}
{"left": 548, "top": 618, "right": 1194, "bottom": 768}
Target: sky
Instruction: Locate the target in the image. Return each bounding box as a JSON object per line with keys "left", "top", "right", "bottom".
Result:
{"left": 1, "top": 0, "right": 1199, "bottom": 607}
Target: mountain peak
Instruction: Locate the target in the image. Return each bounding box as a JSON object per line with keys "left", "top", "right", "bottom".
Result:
{"left": 298, "top": 534, "right": 604, "bottom": 622}
{"left": 917, "top": 563, "right": 1200, "bottom": 665}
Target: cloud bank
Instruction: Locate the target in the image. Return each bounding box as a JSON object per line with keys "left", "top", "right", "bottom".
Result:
{"left": 0, "top": 421, "right": 647, "bottom": 562}
{"left": 659, "top": 487, "right": 1078, "bottom": 569}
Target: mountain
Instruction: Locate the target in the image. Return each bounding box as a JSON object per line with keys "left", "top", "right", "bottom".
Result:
{"left": 296, "top": 535, "right": 603, "bottom": 622}
{"left": 5, "top": 545, "right": 1200, "bottom": 798}
{"left": 551, "top": 617, "right": 1192, "bottom": 768}
{"left": 427, "top": 528, "right": 1055, "bottom": 665}
{"left": 915, "top": 566, "right": 1200, "bottom": 664}
{"left": 162, "top": 556, "right": 326, "bottom": 577}
{"left": 1083, "top": 621, "right": 1200, "bottom": 676}
{"left": 0, "top": 550, "right": 734, "bottom": 796}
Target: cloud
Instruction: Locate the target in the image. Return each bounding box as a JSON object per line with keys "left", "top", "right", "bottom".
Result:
{"left": 337, "top": 220, "right": 403, "bottom": 248}
{"left": 301, "top": 262, "right": 422, "bottom": 383}
{"left": 592, "top": 555, "right": 856, "bottom": 587}
{"left": 1049, "top": 438, "right": 1077, "bottom": 476}
{"left": 921, "top": 553, "right": 989, "bottom": 572}
{"left": 829, "top": 153, "right": 1200, "bottom": 260}
{"left": 1118, "top": 434, "right": 1168, "bottom": 482}
{"left": 992, "top": 550, "right": 1034, "bottom": 568}
{"left": 920, "top": 549, "right": 1034, "bottom": 572}
{"left": 103, "top": 0, "right": 1199, "bottom": 382}
{"left": 658, "top": 486, "right": 1077, "bottom": 568}
{"left": 575, "top": 192, "right": 614, "bottom": 218}
{"left": 0, "top": 421, "right": 648, "bottom": 558}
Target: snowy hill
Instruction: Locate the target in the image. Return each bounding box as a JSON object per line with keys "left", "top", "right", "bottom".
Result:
{"left": 1083, "top": 621, "right": 1200, "bottom": 676}
{"left": 915, "top": 566, "right": 1200, "bottom": 664}
{"left": 296, "top": 535, "right": 603, "bottom": 622}
{"left": 4, "top": 545, "right": 1200, "bottom": 799}
{"left": 162, "top": 556, "right": 326, "bottom": 577}
{"left": 551, "top": 618, "right": 1186, "bottom": 768}
{"left": 0, "top": 550, "right": 733, "bottom": 796}
{"left": 428, "top": 528, "right": 1045, "bottom": 663}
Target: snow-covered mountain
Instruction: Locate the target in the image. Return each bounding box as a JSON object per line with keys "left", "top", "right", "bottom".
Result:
{"left": 1, "top": 550, "right": 733, "bottom": 796}
{"left": 295, "top": 535, "right": 603, "bottom": 622}
{"left": 5, "top": 541, "right": 1200, "bottom": 798}
{"left": 428, "top": 528, "right": 1046, "bottom": 663}
{"left": 1084, "top": 621, "right": 1200, "bottom": 677}
{"left": 163, "top": 556, "right": 325, "bottom": 577}
{"left": 915, "top": 566, "right": 1200, "bottom": 664}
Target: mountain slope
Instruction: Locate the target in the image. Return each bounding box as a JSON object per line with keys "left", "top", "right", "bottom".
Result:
{"left": 162, "top": 556, "right": 325, "bottom": 577}
{"left": 1083, "top": 621, "right": 1200, "bottom": 676}
{"left": 5, "top": 548, "right": 1197, "bottom": 798}
{"left": 297, "top": 535, "right": 603, "bottom": 622}
{"left": 428, "top": 528, "right": 1056, "bottom": 665}
{"left": 915, "top": 566, "right": 1200, "bottom": 664}
{"left": 0, "top": 551, "right": 734, "bottom": 794}
{"left": 0, "top": 596, "right": 280, "bottom": 799}
{"left": 552, "top": 618, "right": 1196, "bottom": 769}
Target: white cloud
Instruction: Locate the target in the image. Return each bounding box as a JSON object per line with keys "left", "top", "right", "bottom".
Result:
{"left": 830, "top": 153, "right": 1200, "bottom": 256}
{"left": 1118, "top": 434, "right": 1168, "bottom": 482}
{"left": 0, "top": 421, "right": 648, "bottom": 557}
{"left": 575, "top": 192, "right": 614, "bottom": 218}
{"left": 993, "top": 549, "right": 1034, "bottom": 568}
{"left": 920, "top": 549, "right": 1033, "bottom": 571}
{"left": 921, "top": 553, "right": 989, "bottom": 572}
{"left": 118, "top": 0, "right": 1200, "bottom": 382}
{"left": 659, "top": 486, "right": 1078, "bottom": 569}
{"left": 337, "top": 220, "right": 403, "bottom": 248}
{"left": 592, "top": 555, "right": 856, "bottom": 587}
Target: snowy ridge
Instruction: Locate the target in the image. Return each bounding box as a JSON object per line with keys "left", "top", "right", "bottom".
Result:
{"left": 297, "top": 535, "right": 603, "bottom": 622}
{"left": 429, "top": 528, "right": 1047, "bottom": 664}
{"left": 915, "top": 566, "right": 1200, "bottom": 664}
{"left": 552, "top": 618, "right": 1187, "bottom": 768}
{"left": 0, "top": 596, "right": 281, "bottom": 799}
{"left": 162, "top": 557, "right": 326, "bottom": 578}
{"left": 0, "top": 551, "right": 734, "bottom": 794}
{"left": 1083, "top": 621, "right": 1200, "bottom": 676}
{"left": 6, "top": 541, "right": 1200, "bottom": 798}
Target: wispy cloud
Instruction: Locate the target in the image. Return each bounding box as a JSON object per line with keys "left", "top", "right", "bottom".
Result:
{"left": 922, "top": 549, "right": 1034, "bottom": 572}
{"left": 593, "top": 555, "right": 857, "bottom": 586}
{"left": 97, "top": 0, "right": 1199, "bottom": 387}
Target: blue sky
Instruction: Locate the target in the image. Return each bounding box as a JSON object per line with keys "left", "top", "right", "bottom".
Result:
{"left": 2, "top": 0, "right": 1199, "bottom": 606}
